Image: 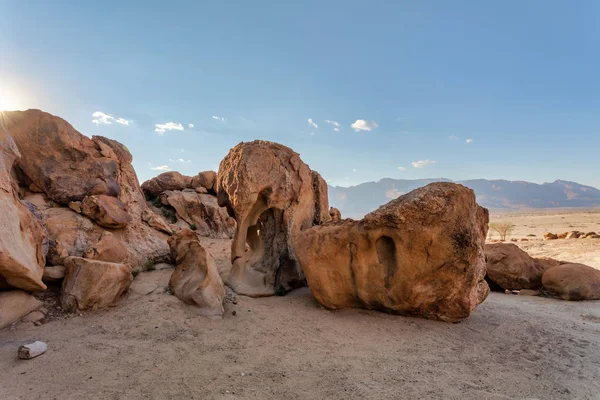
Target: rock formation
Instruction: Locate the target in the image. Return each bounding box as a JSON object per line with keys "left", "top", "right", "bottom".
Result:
{"left": 61, "top": 256, "right": 133, "bottom": 312}
{"left": 81, "top": 195, "right": 132, "bottom": 228}
{"left": 295, "top": 183, "right": 490, "bottom": 322}
{"left": 0, "top": 290, "right": 42, "bottom": 329}
{"left": 329, "top": 207, "right": 342, "bottom": 222}
{"left": 485, "top": 243, "right": 562, "bottom": 290}
{"left": 168, "top": 229, "right": 226, "bottom": 318}
{"left": 542, "top": 264, "right": 600, "bottom": 300}
{"left": 216, "top": 140, "right": 331, "bottom": 297}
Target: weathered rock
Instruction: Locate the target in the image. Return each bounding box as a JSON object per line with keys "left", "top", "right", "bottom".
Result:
{"left": 81, "top": 195, "right": 132, "bottom": 228}
{"left": 3, "top": 109, "right": 120, "bottom": 204}
{"left": 485, "top": 243, "right": 562, "bottom": 290}
{"left": 296, "top": 183, "right": 490, "bottom": 322}
{"left": 141, "top": 209, "right": 173, "bottom": 235}
{"left": 0, "top": 290, "right": 42, "bottom": 329}
{"left": 542, "top": 263, "right": 600, "bottom": 300}
{"left": 22, "top": 310, "right": 46, "bottom": 323}
{"left": 565, "top": 231, "right": 580, "bottom": 239}
{"left": 68, "top": 201, "right": 82, "bottom": 213}
{"left": 168, "top": 229, "right": 225, "bottom": 318}
{"left": 83, "top": 231, "right": 128, "bottom": 264}
{"left": 216, "top": 140, "right": 330, "bottom": 296}
{"left": 0, "top": 127, "right": 47, "bottom": 291}
{"left": 311, "top": 171, "right": 332, "bottom": 225}
{"left": 329, "top": 207, "right": 342, "bottom": 222}
{"left": 557, "top": 232, "right": 568, "bottom": 239}
{"left": 141, "top": 171, "right": 192, "bottom": 197}
{"left": 18, "top": 341, "right": 48, "bottom": 359}
{"left": 159, "top": 190, "right": 236, "bottom": 238}
{"left": 42, "top": 265, "right": 66, "bottom": 282}
{"left": 61, "top": 256, "right": 132, "bottom": 312}
{"left": 191, "top": 170, "right": 217, "bottom": 193}
{"left": 544, "top": 232, "right": 558, "bottom": 240}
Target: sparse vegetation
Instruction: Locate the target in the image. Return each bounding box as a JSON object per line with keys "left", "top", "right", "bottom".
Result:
{"left": 189, "top": 223, "right": 197, "bottom": 231}
{"left": 152, "top": 197, "right": 162, "bottom": 208}
{"left": 275, "top": 284, "right": 287, "bottom": 296}
{"left": 489, "top": 222, "right": 515, "bottom": 241}
{"left": 527, "top": 234, "right": 536, "bottom": 237}
{"left": 132, "top": 268, "right": 140, "bottom": 278}
{"left": 161, "top": 208, "right": 177, "bottom": 224}
{"left": 142, "top": 259, "right": 156, "bottom": 272}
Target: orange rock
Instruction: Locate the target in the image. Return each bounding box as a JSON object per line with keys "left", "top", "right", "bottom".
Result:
{"left": 61, "top": 256, "right": 132, "bottom": 311}
{"left": 296, "top": 183, "right": 490, "bottom": 322}
{"left": 141, "top": 171, "right": 193, "bottom": 197}
{"left": 190, "top": 170, "right": 217, "bottom": 193}
{"left": 216, "top": 141, "right": 329, "bottom": 297}
{"left": 81, "top": 195, "right": 132, "bottom": 229}
{"left": 0, "top": 290, "right": 42, "bottom": 329}
{"left": 543, "top": 232, "right": 558, "bottom": 240}
{"left": 168, "top": 229, "right": 225, "bottom": 318}
{"left": 542, "top": 263, "right": 600, "bottom": 300}
{"left": 329, "top": 207, "right": 342, "bottom": 222}
{"left": 83, "top": 231, "right": 129, "bottom": 264}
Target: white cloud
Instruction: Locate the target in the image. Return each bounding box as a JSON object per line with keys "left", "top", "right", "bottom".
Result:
{"left": 397, "top": 166, "right": 406, "bottom": 171}
{"left": 155, "top": 122, "right": 184, "bottom": 135}
{"left": 188, "top": 123, "right": 194, "bottom": 128}
{"left": 324, "top": 120, "right": 341, "bottom": 130}
{"left": 466, "top": 138, "right": 473, "bottom": 143}
{"left": 212, "top": 116, "right": 225, "bottom": 122}
{"left": 169, "top": 158, "right": 191, "bottom": 164}
{"left": 352, "top": 168, "right": 357, "bottom": 172}
{"left": 151, "top": 165, "right": 171, "bottom": 171}
{"left": 92, "top": 111, "right": 114, "bottom": 125}
{"left": 115, "top": 118, "right": 130, "bottom": 126}
{"left": 308, "top": 118, "right": 318, "bottom": 129}
{"left": 351, "top": 119, "right": 379, "bottom": 132}
{"left": 412, "top": 160, "right": 436, "bottom": 168}
{"left": 448, "top": 135, "right": 459, "bottom": 140}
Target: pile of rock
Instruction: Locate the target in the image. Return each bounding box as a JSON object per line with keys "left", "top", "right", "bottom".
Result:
{"left": 485, "top": 243, "right": 600, "bottom": 300}
{"left": 141, "top": 171, "right": 235, "bottom": 239}
{"left": 0, "top": 110, "right": 171, "bottom": 327}
{"left": 544, "top": 231, "right": 600, "bottom": 240}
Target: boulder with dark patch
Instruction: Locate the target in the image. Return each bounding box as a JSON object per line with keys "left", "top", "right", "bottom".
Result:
{"left": 542, "top": 264, "right": 600, "bottom": 301}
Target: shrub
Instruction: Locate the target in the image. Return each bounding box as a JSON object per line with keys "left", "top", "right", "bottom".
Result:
{"left": 489, "top": 222, "right": 515, "bottom": 241}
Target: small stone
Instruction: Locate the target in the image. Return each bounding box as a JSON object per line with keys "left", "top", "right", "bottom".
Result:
{"left": 18, "top": 341, "right": 47, "bottom": 359}
{"left": 232, "top": 310, "right": 237, "bottom": 316}
{"left": 22, "top": 311, "right": 45, "bottom": 323}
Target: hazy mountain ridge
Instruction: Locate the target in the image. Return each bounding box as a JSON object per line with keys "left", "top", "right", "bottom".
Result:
{"left": 328, "top": 178, "right": 600, "bottom": 218}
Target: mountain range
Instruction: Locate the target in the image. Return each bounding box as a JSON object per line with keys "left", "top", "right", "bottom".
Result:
{"left": 328, "top": 179, "right": 600, "bottom": 218}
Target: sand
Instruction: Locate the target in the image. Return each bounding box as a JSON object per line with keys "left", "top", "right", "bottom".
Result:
{"left": 1, "top": 210, "right": 600, "bottom": 399}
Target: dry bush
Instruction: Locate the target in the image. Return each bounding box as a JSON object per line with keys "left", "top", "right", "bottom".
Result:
{"left": 489, "top": 222, "right": 515, "bottom": 241}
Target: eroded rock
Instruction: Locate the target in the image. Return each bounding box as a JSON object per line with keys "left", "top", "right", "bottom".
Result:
{"left": 329, "top": 207, "right": 342, "bottom": 222}
{"left": 542, "top": 263, "right": 600, "bottom": 301}
{"left": 168, "top": 229, "right": 225, "bottom": 318}
{"left": 295, "top": 182, "right": 490, "bottom": 322}
{"left": 83, "top": 231, "right": 128, "bottom": 264}
{"left": 141, "top": 171, "right": 192, "bottom": 197}
{"left": 0, "top": 290, "right": 42, "bottom": 329}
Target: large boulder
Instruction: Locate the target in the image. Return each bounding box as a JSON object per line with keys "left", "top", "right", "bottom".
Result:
{"left": 542, "top": 264, "right": 600, "bottom": 301}
{"left": 168, "top": 229, "right": 225, "bottom": 318}
{"left": 81, "top": 195, "right": 132, "bottom": 228}
{"left": 190, "top": 170, "right": 217, "bottom": 193}
{"left": 83, "top": 231, "right": 128, "bottom": 264}
{"left": 0, "top": 127, "right": 47, "bottom": 291}
{"left": 141, "top": 171, "right": 192, "bottom": 197}
{"left": 216, "top": 140, "right": 330, "bottom": 296}
{"left": 329, "top": 207, "right": 342, "bottom": 223}
{"left": 2, "top": 109, "right": 120, "bottom": 204}
{"left": 159, "top": 190, "right": 235, "bottom": 238}
{"left": 295, "top": 183, "right": 490, "bottom": 322}
{"left": 484, "top": 243, "right": 561, "bottom": 290}
{"left": 0, "top": 290, "right": 43, "bottom": 329}
{"left": 61, "top": 256, "right": 132, "bottom": 311}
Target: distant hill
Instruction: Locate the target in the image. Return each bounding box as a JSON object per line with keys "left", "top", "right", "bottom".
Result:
{"left": 328, "top": 179, "right": 600, "bottom": 218}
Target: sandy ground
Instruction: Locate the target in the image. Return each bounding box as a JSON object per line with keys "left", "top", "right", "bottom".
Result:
{"left": 1, "top": 211, "right": 600, "bottom": 399}
{"left": 489, "top": 209, "right": 600, "bottom": 269}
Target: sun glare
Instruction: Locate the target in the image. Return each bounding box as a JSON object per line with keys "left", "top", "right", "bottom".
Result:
{"left": 0, "top": 84, "right": 25, "bottom": 111}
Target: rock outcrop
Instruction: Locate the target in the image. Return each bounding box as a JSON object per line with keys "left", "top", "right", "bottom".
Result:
{"left": 81, "top": 195, "right": 132, "bottom": 228}
{"left": 141, "top": 171, "right": 193, "bottom": 197}
{"left": 168, "top": 229, "right": 225, "bottom": 318}
{"left": 485, "top": 243, "right": 562, "bottom": 290}
{"left": 216, "top": 140, "right": 330, "bottom": 296}
{"left": 295, "top": 183, "right": 489, "bottom": 322}
{"left": 542, "top": 264, "right": 600, "bottom": 301}
{"left": 0, "top": 125, "right": 47, "bottom": 291}
{"left": 61, "top": 256, "right": 132, "bottom": 311}
{"left": 329, "top": 207, "right": 342, "bottom": 222}
{"left": 0, "top": 290, "right": 43, "bottom": 329}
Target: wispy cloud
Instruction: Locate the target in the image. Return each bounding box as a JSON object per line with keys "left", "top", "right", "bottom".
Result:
{"left": 155, "top": 122, "right": 184, "bottom": 135}
{"left": 151, "top": 165, "right": 171, "bottom": 171}
{"left": 324, "top": 120, "right": 341, "bottom": 131}
{"left": 212, "top": 116, "right": 225, "bottom": 122}
{"left": 308, "top": 118, "right": 318, "bottom": 129}
{"left": 412, "top": 160, "right": 436, "bottom": 168}
{"left": 466, "top": 138, "right": 473, "bottom": 143}
{"left": 115, "top": 118, "right": 130, "bottom": 126}
{"left": 169, "top": 158, "right": 191, "bottom": 164}
{"left": 92, "top": 111, "right": 131, "bottom": 126}
{"left": 351, "top": 119, "right": 378, "bottom": 132}
{"left": 448, "top": 135, "right": 459, "bottom": 140}
{"left": 188, "top": 123, "right": 194, "bottom": 128}
{"left": 397, "top": 166, "right": 406, "bottom": 171}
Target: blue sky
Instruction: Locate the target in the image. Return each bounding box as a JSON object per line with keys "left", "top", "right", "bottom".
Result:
{"left": 1, "top": 1, "right": 598, "bottom": 188}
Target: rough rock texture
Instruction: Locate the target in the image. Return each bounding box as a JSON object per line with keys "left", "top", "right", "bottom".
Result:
{"left": 61, "top": 256, "right": 132, "bottom": 312}
{"left": 542, "top": 264, "right": 600, "bottom": 301}
{"left": 3, "top": 109, "right": 120, "bottom": 204}
{"left": 42, "top": 265, "right": 66, "bottom": 283}
{"left": 83, "top": 231, "right": 128, "bottom": 264}
{"left": 485, "top": 243, "right": 562, "bottom": 290}
{"left": 141, "top": 209, "right": 173, "bottom": 235}
{"left": 168, "top": 229, "right": 225, "bottom": 318}
{"left": 141, "top": 171, "right": 192, "bottom": 197}
{"left": 295, "top": 183, "right": 490, "bottom": 322}
{"left": 0, "top": 126, "right": 47, "bottom": 291}
{"left": 159, "top": 190, "right": 235, "bottom": 238}
{"left": 191, "top": 170, "right": 217, "bottom": 193}
{"left": 0, "top": 290, "right": 42, "bottom": 329}
{"left": 329, "top": 207, "right": 342, "bottom": 222}
{"left": 216, "top": 140, "right": 330, "bottom": 296}
{"left": 81, "top": 195, "right": 132, "bottom": 228}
